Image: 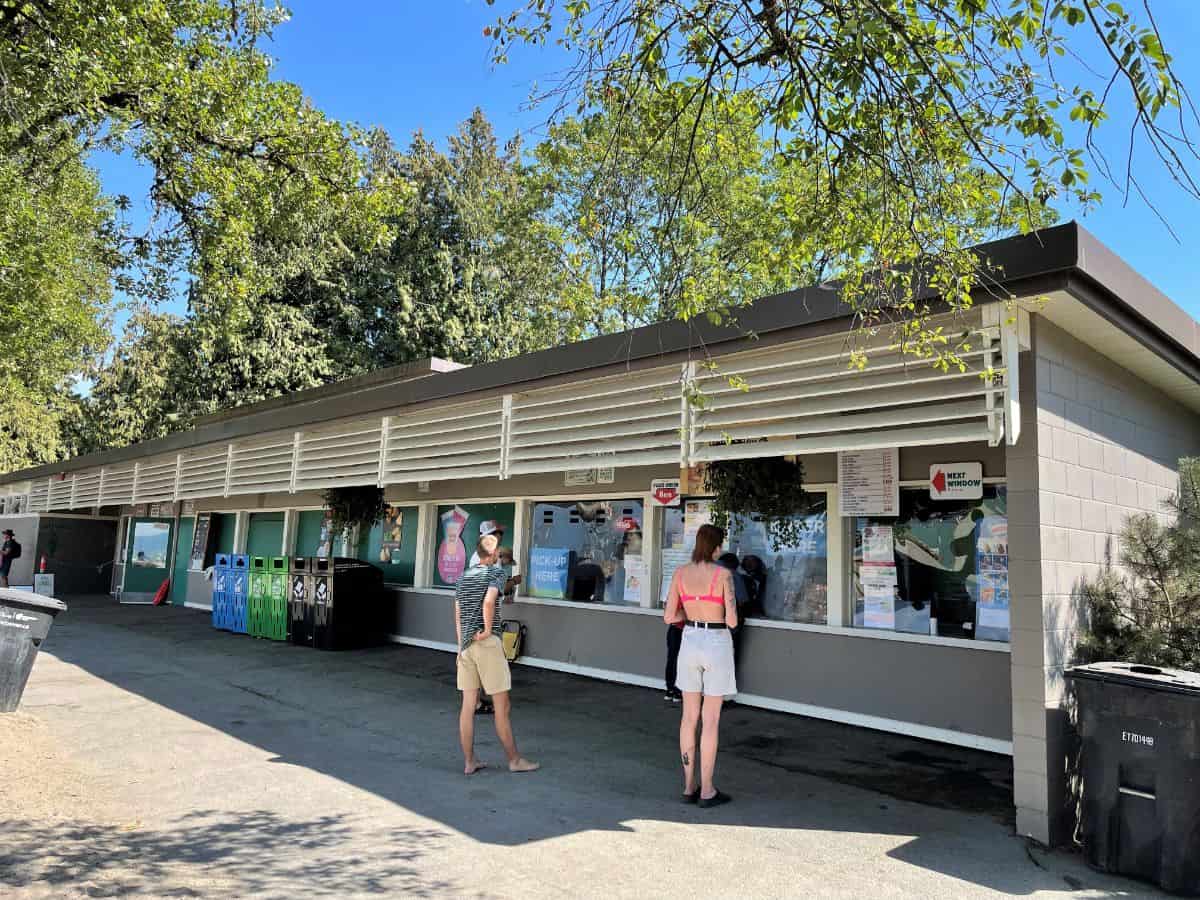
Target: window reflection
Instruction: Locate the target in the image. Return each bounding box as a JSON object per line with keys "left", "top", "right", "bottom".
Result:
{"left": 528, "top": 500, "right": 645, "bottom": 605}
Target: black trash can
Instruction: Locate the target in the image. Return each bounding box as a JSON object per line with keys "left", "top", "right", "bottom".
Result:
{"left": 0, "top": 589, "right": 68, "bottom": 713}
{"left": 288, "top": 556, "right": 313, "bottom": 647}
{"left": 311, "top": 558, "right": 385, "bottom": 651}
{"left": 1066, "top": 661, "right": 1200, "bottom": 895}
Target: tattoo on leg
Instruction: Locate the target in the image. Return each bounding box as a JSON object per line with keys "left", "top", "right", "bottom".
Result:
{"left": 681, "top": 752, "right": 690, "bottom": 766}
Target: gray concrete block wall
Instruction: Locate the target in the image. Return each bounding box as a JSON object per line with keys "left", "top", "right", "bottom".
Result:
{"left": 1008, "top": 317, "right": 1200, "bottom": 845}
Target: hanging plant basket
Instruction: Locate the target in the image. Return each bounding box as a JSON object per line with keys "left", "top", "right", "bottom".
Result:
{"left": 323, "top": 485, "right": 387, "bottom": 538}
{"left": 703, "top": 453, "right": 808, "bottom": 550}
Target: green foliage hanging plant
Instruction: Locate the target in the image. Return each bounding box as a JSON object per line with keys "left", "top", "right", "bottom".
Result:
{"left": 703, "top": 453, "right": 808, "bottom": 550}
{"left": 323, "top": 485, "right": 387, "bottom": 538}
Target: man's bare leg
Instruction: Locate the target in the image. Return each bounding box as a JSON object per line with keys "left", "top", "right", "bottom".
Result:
{"left": 460, "top": 689, "right": 487, "bottom": 774}
{"left": 490, "top": 691, "right": 538, "bottom": 772}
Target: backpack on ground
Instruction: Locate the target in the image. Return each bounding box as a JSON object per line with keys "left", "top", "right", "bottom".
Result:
{"left": 499, "top": 619, "right": 526, "bottom": 662}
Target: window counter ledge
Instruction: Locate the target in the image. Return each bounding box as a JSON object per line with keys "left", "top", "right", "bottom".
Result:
{"left": 744, "top": 616, "right": 1010, "bottom": 651}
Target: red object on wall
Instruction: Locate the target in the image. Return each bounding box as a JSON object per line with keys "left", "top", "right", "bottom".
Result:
{"left": 152, "top": 579, "right": 171, "bottom": 606}
{"left": 39, "top": 554, "right": 47, "bottom": 573}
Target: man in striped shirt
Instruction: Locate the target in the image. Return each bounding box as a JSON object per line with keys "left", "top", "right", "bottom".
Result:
{"left": 455, "top": 533, "right": 539, "bottom": 775}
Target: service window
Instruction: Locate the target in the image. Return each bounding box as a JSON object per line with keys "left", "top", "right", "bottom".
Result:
{"left": 851, "top": 485, "right": 1009, "bottom": 641}
{"left": 658, "top": 494, "right": 829, "bottom": 625}
{"left": 527, "top": 499, "right": 645, "bottom": 605}
{"left": 433, "top": 503, "right": 516, "bottom": 588}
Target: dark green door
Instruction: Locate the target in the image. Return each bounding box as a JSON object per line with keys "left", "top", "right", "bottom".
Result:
{"left": 246, "top": 512, "right": 285, "bottom": 559}
{"left": 211, "top": 513, "right": 236, "bottom": 555}
{"left": 124, "top": 517, "right": 174, "bottom": 595}
{"left": 171, "top": 517, "right": 194, "bottom": 606}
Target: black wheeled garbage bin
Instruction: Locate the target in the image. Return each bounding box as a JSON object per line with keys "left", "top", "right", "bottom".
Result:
{"left": 1066, "top": 661, "right": 1200, "bottom": 895}
{"left": 0, "top": 589, "right": 68, "bottom": 713}
{"left": 311, "top": 558, "right": 385, "bottom": 651}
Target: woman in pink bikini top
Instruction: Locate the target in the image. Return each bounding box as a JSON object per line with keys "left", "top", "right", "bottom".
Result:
{"left": 662, "top": 523, "right": 737, "bottom": 808}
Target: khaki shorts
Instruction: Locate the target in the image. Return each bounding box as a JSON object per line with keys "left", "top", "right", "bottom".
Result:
{"left": 457, "top": 635, "right": 512, "bottom": 694}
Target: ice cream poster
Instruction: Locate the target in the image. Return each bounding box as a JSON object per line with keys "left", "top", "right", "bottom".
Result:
{"left": 437, "top": 505, "right": 469, "bottom": 584}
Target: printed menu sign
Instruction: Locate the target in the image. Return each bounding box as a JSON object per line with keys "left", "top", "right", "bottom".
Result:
{"left": 838, "top": 448, "right": 899, "bottom": 516}
{"left": 189, "top": 513, "right": 212, "bottom": 571}
{"left": 975, "top": 516, "right": 1011, "bottom": 641}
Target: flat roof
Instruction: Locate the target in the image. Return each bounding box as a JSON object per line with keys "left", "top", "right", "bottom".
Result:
{"left": 5, "top": 221, "right": 1198, "bottom": 483}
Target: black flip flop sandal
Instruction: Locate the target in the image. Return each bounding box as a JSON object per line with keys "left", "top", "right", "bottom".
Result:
{"left": 698, "top": 791, "right": 732, "bottom": 809}
{"left": 682, "top": 789, "right": 701, "bottom": 804}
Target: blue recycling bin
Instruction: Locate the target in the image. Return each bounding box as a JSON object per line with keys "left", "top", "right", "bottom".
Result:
{"left": 212, "top": 553, "right": 231, "bottom": 631}
{"left": 230, "top": 554, "right": 249, "bottom": 634}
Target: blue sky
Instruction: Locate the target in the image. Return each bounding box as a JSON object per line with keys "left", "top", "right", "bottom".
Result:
{"left": 95, "top": 0, "right": 1200, "bottom": 327}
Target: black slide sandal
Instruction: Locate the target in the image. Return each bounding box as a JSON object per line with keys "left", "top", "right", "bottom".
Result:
{"left": 681, "top": 789, "right": 700, "bottom": 804}
{"left": 698, "top": 791, "right": 732, "bottom": 809}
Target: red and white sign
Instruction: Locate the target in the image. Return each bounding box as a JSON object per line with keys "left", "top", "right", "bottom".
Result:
{"left": 650, "top": 478, "right": 681, "bottom": 507}
{"left": 930, "top": 462, "right": 983, "bottom": 500}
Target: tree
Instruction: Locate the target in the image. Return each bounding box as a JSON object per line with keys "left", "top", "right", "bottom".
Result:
{"left": 290, "top": 112, "right": 577, "bottom": 376}
{"left": 0, "top": 153, "right": 116, "bottom": 470}
{"left": 1076, "top": 457, "right": 1200, "bottom": 669}
{"left": 489, "top": 0, "right": 1197, "bottom": 367}
{"left": 79, "top": 304, "right": 338, "bottom": 453}
{"left": 1, "top": 0, "right": 388, "bottom": 318}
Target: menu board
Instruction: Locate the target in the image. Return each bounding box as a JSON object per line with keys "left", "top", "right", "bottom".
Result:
{"left": 974, "top": 516, "right": 1011, "bottom": 641}
{"left": 189, "top": 513, "right": 212, "bottom": 571}
{"left": 838, "top": 448, "right": 900, "bottom": 516}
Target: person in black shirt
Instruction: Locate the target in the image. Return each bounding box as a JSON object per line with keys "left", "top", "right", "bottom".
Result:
{"left": 0, "top": 529, "right": 18, "bottom": 588}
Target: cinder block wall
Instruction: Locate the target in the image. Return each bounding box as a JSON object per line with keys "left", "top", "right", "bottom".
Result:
{"left": 1008, "top": 317, "right": 1200, "bottom": 845}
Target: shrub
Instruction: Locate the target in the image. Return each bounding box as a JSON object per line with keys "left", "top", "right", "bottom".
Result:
{"left": 1075, "top": 457, "right": 1200, "bottom": 670}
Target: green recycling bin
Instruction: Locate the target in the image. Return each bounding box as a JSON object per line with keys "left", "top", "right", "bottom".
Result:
{"left": 247, "top": 557, "right": 268, "bottom": 638}
{"left": 265, "top": 557, "right": 289, "bottom": 641}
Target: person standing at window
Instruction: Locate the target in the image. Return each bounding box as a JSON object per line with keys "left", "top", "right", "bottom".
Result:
{"left": 0, "top": 528, "right": 18, "bottom": 588}
{"left": 663, "top": 524, "right": 737, "bottom": 808}
{"left": 454, "top": 533, "right": 539, "bottom": 776}
{"left": 717, "top": 552, "right": 752, "bottom": 672}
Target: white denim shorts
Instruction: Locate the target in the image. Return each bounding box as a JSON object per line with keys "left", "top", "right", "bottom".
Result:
{"left": 675, "top": 626, "right": 737, "bottom": 697}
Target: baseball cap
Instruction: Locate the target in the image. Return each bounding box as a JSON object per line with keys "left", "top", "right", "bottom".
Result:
{"left": 478, "top": 520, "right": 503, "bottom": 536}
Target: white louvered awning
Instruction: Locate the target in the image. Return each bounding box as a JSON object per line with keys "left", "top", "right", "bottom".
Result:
{"left": 0, "top": 305, "right": 1027, "bottom": 505}
{"left": 381, "top": 397, "right": 504, "bottom": 484}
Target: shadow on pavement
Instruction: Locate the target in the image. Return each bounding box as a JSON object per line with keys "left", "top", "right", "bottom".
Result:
{"left": 14, "top": 596, "right": 1141, "bottom": 898}
{"left": 0, "top": 811, "right": 453, "bottom": 898}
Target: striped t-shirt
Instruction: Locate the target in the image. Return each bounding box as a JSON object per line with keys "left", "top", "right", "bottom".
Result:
{"left": 455, "top": 564, "right": 507, "bottom": 650}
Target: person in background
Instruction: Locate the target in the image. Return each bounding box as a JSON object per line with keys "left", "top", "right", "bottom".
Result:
{"left": 718, "top": 553, "right": 752, "bottom": 673}
{"left": 664, "top": 616, "right": 684, "bottom": 703}
{"left": 740, "top": 554, "right": 768, "bottom": 619}
{"left": 454, "top": 533, "right": 539, "bottom": 776}
{"left": 0, "top": 528, "right": 17, "bottom": 588}
{"left": 663, "top": 523, "right": 737, "bottom": 808}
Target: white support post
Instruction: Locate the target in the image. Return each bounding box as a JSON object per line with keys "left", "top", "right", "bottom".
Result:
{"left": 825, "top": 488, "right": 845, "bottom": 628}
{"left": 173, "top": 453, "right": 183, "bottom": 501}
{"left": 281, "top": 509, "right": 298, "bottom": 556}
{"left": 1002, "top": 314, "right": 1023, "bottom": 447}
{"left": 377, "top": 416, "right": 391, "bottom": 487}
{"left": 131, "top": 463, "right": 141, "bottom": 505}
{"left": 223, "top": 444, "right": 235, "bottom": 497}
{"left": 289, "top": 431, "right": 302, "bottom": 493}
{"left": 233, "top": 511, "right": 248, "bottom": 555}
{"left": 69, "top": 473, "right": 78, "bottom": 509}
{"left": 642, "top": 497, "right": 661, "bottom": 609}
{"left": 413, "top": 503, "right": 435, "bottom": 587}
{"left": 499, "top": 394, "right": 513, "bottom": 480}
{"left": 510, "top": 499, "right": 528, "bottom": 588}
{"left": 98, "top": 467, "right": 107, "bottom": 507}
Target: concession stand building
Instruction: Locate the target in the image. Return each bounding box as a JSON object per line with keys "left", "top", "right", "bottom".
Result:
{"left": 2, "top": 222, "right": 1198, "bottom": 846}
